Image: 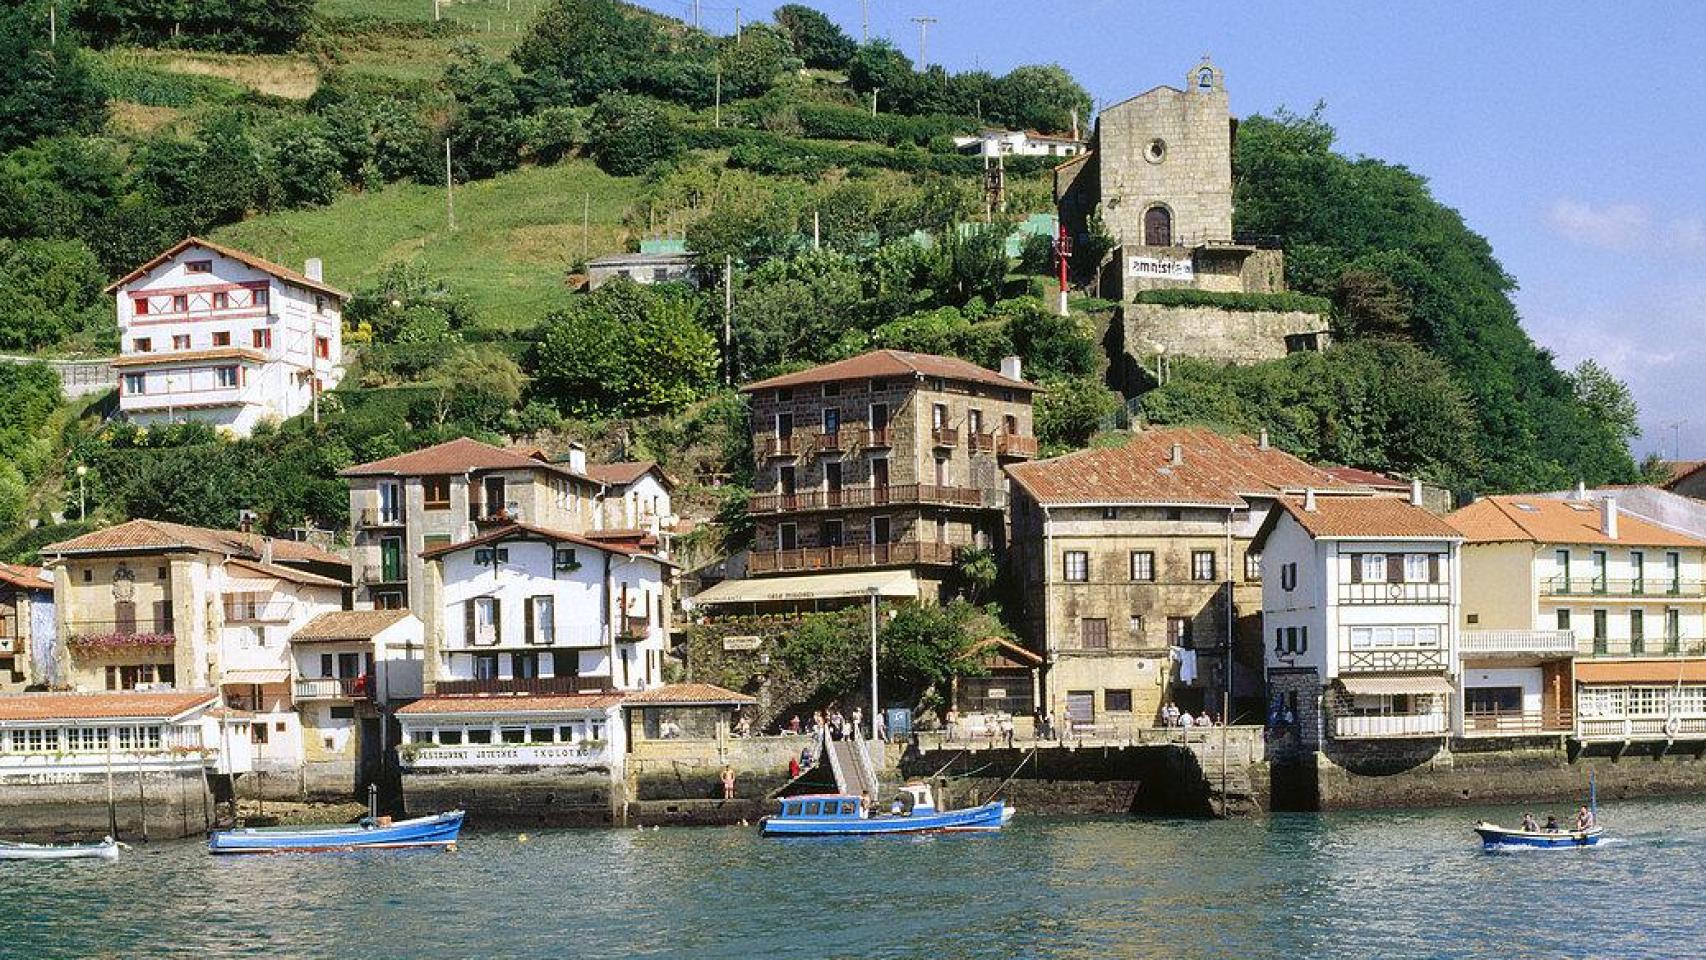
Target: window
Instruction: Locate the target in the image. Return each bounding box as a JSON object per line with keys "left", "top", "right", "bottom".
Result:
{"left": 1556, "top": 550, "right": 1571, "bottom": 589}
{"left": 1281, "top": 563, "right": 1297, "bottom": 592}
{"left": 122, "top": 373, "right": 146, "bottom": 396}
{"left": 1102, "top": 507, "right": 1119, "bottom": 521}
{"left": 1167, "top": 617, "right": 1192, "bottom": 647}
{"left": 1667, "top": 608, "right": 1682, "bottom": 646}
{"left": 1128, "top": 615, "right": 1144, "bottom": 638}
{"left": 215, "top": 366, "right": 238, "bottom": 388}
{"left": 1129, "top": 551, "right": 1154, "bottom": 582}
{"left": 1631, "top": 609, "right": 1645, "bottom": 654}
{"left": 1143, "top": 205, "right": 1172, "bottom": 246}
{"left": 822, "top": 407, "right": 840, "bottom": 436}
{"left": 1593, "top": 609, "right": 1609, "bottom": 653}
{"left": 554, "top": 548, "right": 579, "bottom": 571}
{"left": 776, "top": 388, "right": 793, "bottom": 402}
{"left": 134, "top": 337, "right": 153, "bottom": 353}
{"left": 472, "top": 653, "right": 499, "bottom": 680}
{"left": 252, "top": 723, "right": 269, "bottom": 744}
{"left": 1591, "top": 550, "right": 1609, "bottom": 591}
{"left": 1191, "top": 551, "right": 1216, "bottom": 582}
{"left": 186, "top": 260, "right": 211, "bottom": 274}
{"left": 467, "top": 597, "right": 500, "bottom": 646}
{"left": 1404, "top": 554, "right": 1430, "bottom": 583}
{"left": 1063, "top": 551, "right": 1089, "bottom": 582}
{"left": 1104, "top": 689, "right": 1134, "bottom": 713}
{"left": 1556, "top": 609, "right": 1571, "bottom": 631}
{"left": 1080, "top": 618, "right": 1108, "bottom": 650}
{"left": 213, "top": 292, "right": 229, "bottom": 310}
{"left": 1358, "top": 554, "right": 1387, "bottom": 583}
{"left": 528, "top": 596, "right": 555, "bottom": 646}
{"left": 1631, "top": 551, "right": 1645, "bottom": 593}
{"left": 172, "top": 334, "right": 190, "bottom": 350}
{"left": 779, "top": 522, "right": 798, "bottom": 551}
{"left": 1245, "top": 552, "right": 1263, "bottom": 582}
{"left": 252, "top": 329, "right": 272, "bottom": 350}
{"left": 512, "top": 652, "right": 540, "bottom": 680}
{"left": 1667, "top": 553, "right": 1682, "bottom": 593}
{"left": 212, "top": 331, "right": 231, "bottom": 346}
{"left": 473, "top": 547, "right": 508, "bottom": 566}
{"left": 316, "top": 336, "right": 330, "bottom": 359}
{"left": 171, "top": 295, "right": 188, "bottom": 313}
{"left": 823, "top": 382, "right": 840, "bottom": 397}
{"left": 423, "top": 477, "right": 451, "bottom": 509}
{"left": 1465, "top": 686, "right": 1522, "bottom": 714}
{"left": 133, "top": 298, "right": 149, "bottom": 316}
{"left": 466, "top": 728, "right": 493, "bottom": 744}
{"left": 253, "top": 288, "right": 268, "bottom": 308}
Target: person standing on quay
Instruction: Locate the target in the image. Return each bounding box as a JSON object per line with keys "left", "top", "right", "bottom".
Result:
{"left": 721, "top": 765, "right": 736, "bottom": 801}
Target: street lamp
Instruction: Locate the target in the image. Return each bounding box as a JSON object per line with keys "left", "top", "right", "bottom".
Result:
{"left": 868, "top": 586, "right": 880, "bottom": 740}
{"left": 75, "top": 464, "right": 87, "bottom": 520}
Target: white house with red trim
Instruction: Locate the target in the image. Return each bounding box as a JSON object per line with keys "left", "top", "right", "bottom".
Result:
{"left": 108, "top": 237, "right": 348, "bottom": 437}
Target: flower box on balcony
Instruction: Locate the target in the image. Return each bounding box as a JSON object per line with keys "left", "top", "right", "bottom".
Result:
{"left": 67, "top": 632, "right": 174, "bottom": 651}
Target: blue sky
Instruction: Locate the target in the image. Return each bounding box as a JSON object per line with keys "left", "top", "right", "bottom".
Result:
{"left": 636, "top": 1, "right": 1706, "bottom": 458}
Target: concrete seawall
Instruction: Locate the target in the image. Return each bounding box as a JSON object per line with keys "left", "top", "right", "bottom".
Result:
{"left": 0, "top": 769, "right": 214, "bottom": 841}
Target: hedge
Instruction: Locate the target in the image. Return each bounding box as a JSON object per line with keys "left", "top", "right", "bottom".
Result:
{"left": 1131, "top": 288, "right": 1332, "bottom": 315}
{"left": 686, "top": 126, "right": 1055, "bottom": 178}
{"left": 89, "top": 58, "right": 250, "bottom": 108}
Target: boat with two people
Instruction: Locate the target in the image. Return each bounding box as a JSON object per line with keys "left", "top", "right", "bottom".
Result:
{"left": 208, "top": 810, "right": 465, "bottom": 855}
{"left": 0, "top": 836, "right": 122, "bottom": 862}
{"left": 762, "top": 782, "right": 1013, "bottom": 837}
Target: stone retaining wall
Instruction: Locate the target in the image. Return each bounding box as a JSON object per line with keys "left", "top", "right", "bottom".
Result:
{"left": 0, "top": 769, "right": 213, "bottom": 841}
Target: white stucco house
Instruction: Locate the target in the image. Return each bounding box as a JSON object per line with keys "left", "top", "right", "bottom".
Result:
{"left": 1255, "top": 488, "right": 1464, "bottom": 747}
{"left": 419, "top": 522, "right": 673, "bottom": 694}
{"left": 108, "top": 237, "right": 348, "bottom": 436}
{"left": 952, "top": 129, "right": 1087, "bottom": 158}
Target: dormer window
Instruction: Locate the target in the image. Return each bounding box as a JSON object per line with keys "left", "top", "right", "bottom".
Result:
{"left": 186, "top": 260, "right": 212, "bottom": 274}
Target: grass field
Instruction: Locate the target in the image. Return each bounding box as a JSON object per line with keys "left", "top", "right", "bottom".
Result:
{"left": 211, "top": 159, "right": 641, "bottom": 329}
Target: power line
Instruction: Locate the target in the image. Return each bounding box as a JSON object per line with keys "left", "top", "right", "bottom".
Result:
{"left": 910, "top": 15, "right": 937, "bottom": 69}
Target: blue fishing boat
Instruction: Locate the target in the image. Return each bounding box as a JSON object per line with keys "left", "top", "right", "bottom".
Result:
{"left": 762, "top": 783, "right": 1013, "bottom": 837}
{"left": 208, "top": 810, "right": 464, "bottom": 855}
{"left": 1473, "top": 821, "right": 1602, "bottom": 848}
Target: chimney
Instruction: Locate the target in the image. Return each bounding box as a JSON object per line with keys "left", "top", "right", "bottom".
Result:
{"left": 261, "top": 536, "right": 275, "bottom": 566}
{"left": 1602, "top": 497, "right": 1619, "bottom": 540}
{"left": 1000, "top": 355, "right": 1023, "bottom": 382}
{"left": 1304, "top": 488, "right": 1318, "bottom": 512}
{"left": 567, "top": 441, "right": 588, "bottom": 475}
{"left": 304, "top": 258, "right": 323, "bottom": 282}
{"left": 1574, "top": 479, "right": 1587, "bottom": 500}
{"left": 1170, "top": 442, "right": 1183, "bottom": 466}
{"left": 1410, "top": 477, "right": 1424, "bottom": 507}
{"left": 1258, "top": 429, "right": 1269, "bottom": 451}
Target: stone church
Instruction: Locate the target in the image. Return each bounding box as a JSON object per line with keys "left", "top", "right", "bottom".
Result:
{"left": 1056, "top": 59, "right": 1327, "bottom": 378}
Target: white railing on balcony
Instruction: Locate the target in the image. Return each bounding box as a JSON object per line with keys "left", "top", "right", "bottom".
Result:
{"left": 405, "top": 742, "right": 612, "bottom": 769}
{"left": 1577, "top": 715, "right": 1706, "bottom": 741}
{"left": 1332, "top": 712, "right": 1450, "bottom": 738}
{"left": 1337, "top": 582, "right": 1450, "bottom": 605}
{"left": 1459, "top": 629, "right": 1577, "bottom": 656}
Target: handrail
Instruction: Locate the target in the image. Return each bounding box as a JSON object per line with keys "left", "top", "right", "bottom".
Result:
{"left": 748, "top": 483, "right": 991, "bottom": 514}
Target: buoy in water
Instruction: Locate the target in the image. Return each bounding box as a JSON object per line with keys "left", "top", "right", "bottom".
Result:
{"left": 518, "top": 834, "right": 529, "bottom": 844}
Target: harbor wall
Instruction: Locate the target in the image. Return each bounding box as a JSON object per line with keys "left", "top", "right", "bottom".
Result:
{"left": 1272, "top": 735, "right": 1706, "bottom": 811}
{"left": 0, "top": 768, "right": 212, "bottom": 841}
{"left": 401, "top": 765, "right": 618, "bottom": 828}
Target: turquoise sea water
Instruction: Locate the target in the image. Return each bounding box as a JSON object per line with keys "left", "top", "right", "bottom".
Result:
{"left": 6, "top": 798, "right": 1706, "bottom": 959}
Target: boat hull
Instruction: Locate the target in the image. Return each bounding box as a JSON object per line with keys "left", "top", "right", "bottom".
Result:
{"left": 208, "top": 811, "right": 464, "bottom": 855}
{"left": 0, "top": 839, "right": 119, "bottom": 862}
{"left": 763, "top": 802, "right": 1012, "bottom": 836}
{"left": 1474, "top": 822, "right": 1602, "bottom": 848}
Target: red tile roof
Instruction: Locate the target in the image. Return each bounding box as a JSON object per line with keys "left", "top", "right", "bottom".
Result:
{"left": 340, "top": 436, "right": 590, "bottom": 480}
{"left": 622, "top": 683, "right": 755, "bottom": 705}
{"left": 104, "top": 236, "right": 349, "bottom": 299}
{"left": 0, "top": 691, "right": 217, "bottom": 722}
{"left": 1446, "top": 496, "right": 1706, "bottom": 548}
{"left": 740, "top": 349, "right": 1039, "bottom": 394}
{"left": 227, "top": 558, "right": 348, "bottom": 589}
{"left": 397, "top": 694, "right": 624, "bottom": 715}
{"left": 418, "top": 521, "right": 657, "bottom": 561}
{"left": 0, "top": 562, "right": 50, "bottom": 591}
{"left": 1322, "top": 466, "right": 1408, "bottom": 490}
{"left": 292, "top": 609, "right": 412, "bottom": 642}
{"left": 583, "top": 461, "right": 671, "bottom": 488}
{"left": 111, "top": 347, "right": 269, "bottom": 368}
{"left": 1663, "top": 460, "right": 1706, "bottom": 489}
{"left": 1272, "top": 495, "right": 1461, "bottom": 540}
{"left": 1006, "top": 427, "right": 1354, "bottom": 507}
{"left": 41, "top": 519, "right": 347, "bottom": 567}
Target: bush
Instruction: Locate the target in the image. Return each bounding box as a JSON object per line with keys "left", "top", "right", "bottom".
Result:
{"left": 586, "top": 93, "right": 681, "bottom": 176}
{"left": 1131, "top": 287, "right": 1332, "bottom": 315}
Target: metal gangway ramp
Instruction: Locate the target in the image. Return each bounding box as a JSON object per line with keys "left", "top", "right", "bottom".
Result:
{"left": 825, "top": 731, "right": 882, "bottom": 800}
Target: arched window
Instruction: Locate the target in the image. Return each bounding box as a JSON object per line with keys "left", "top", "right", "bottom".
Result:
{"left": 1144, "top": 206, "right": 1173, "bottom": 247}
{"left": 1198, "top": 68, "right": 1215, "bottom": 89}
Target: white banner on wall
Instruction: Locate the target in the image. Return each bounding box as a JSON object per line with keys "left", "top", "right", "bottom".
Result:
{"left": 1129, "top": 256, "right": 1195, "bottom": 279}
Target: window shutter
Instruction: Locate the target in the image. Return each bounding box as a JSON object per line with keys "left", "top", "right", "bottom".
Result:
{"left": 1350, "top": 555, "right": 1362, "bottom": 584}
{"left": 1428, "top": 554, "right": 1440, "bottom": 583}
{"left": 464, "top": 601, "right": 476, "bottom": 645}
{"left": 1387, "top": 555, "right": 1403, "bottom": 582}
{"left": 493, "top": 601, "right": 502, "bottom": 645}
{"left": 524, "top": 599, "right": 535, "bottom": 644}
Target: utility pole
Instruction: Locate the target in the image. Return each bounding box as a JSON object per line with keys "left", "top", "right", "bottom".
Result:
{"left": 581, "top": 192, "right": 590, "bottom": 260}
{"left": 432, "top": 0, "right": 440, "bottom": 22}
{"left": 911, "top": 16, "right": 937, "bottom": 69}
{"left": 868, "top": 587, "right": 880, "bottom": 740}
{"left": 49, "top": 3, "right": 57, "bottom": 45}
{"left": 871, "top": 87, "right": 879, "bottom": 117}
{"left": 734, "top": 6, "right": 741, "bottom": 40}
{"left": 723, "top": 256, "right": 734, "bottom": 386}
{"left": 861, "top": 0, "right": 869, "bottom": 42}
{"left": 445, "top": 139, "right": 456, "bottom": 231}
{"left": 1054, "top": 222, "right": 1072, "bottom": 316}
{"left": 813, "top": 210, "right": 820, "bottom": 250}
{"left": 692, "top": 0, "right": 700, "bottom": 29}
{"left": 714, "top": 64, "right": 722, "bottom": 128}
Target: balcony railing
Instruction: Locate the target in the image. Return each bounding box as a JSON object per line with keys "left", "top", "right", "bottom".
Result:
{"left": 357, "top": 508, "right": 405, "bottom": 529}
{"left": 860, "top": 427, "right": 892, "bottom": 449}
{"left": 1331, "top": 712, "right": 1450, "bottom": 739}
{"left": 1582, "top": 637, "right": 1706, "bottom": 657}
{"left": 996, "top": 434, "right": 1039, "bottom": 459}
{"left": 1578, "top": 715, "right": 1706, "bottom": 741}
{"left": 1338, "top": 648, "right": 1447, "bottom": 672}
{"left": 64, "top": 619, "right": 176, "bottom": 653}
{"left": 1462, "top": 707, "right": 1573, "bottom": 736}
{"left": 1459, "top": 629, "right": 1577, "bottom": 657}
{"left": 760, "top": 435, "right": 801, "bottom": 458}
{"left": 294, "top": 676, "right": 371, "bottom": 700}
{"left": 811, "top": 431, "right": 846, "bottom": 455}
{"left": 1543, "top": 577, "right": 1700, "bottom": 598}
{"left": 469, "top": 500, "right": 521, "bottom": 524}
{"left": 1337, "top": 582, "right": 1451, "bottom": 605}
{"left": 930, "top": 426, "right": 959, "bottom": 448}
{"left": 434, "top": 676, "right": 610, "bottom": 696}
{"left": 749, "top": 541, "right": 957, "bottom": 574}
{"left": 748, "top": 483, "right": 991, "bottom": 514}
{"left": 222, "top": 600, "right": 297, "bottom": 624}
{"left": 619, "top": 615, "right": 651, "bottom": 640}
{"left": 967, "top": 432, "right": 996, "bottom": 454}
{"left": 359, "top": 570, "right": 407, "bottom": 588}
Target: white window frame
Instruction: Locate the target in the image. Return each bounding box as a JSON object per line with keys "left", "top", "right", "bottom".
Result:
{"left": 1360, "top": 554, "right": 1388, "bottom": 583}
{"left": 1403, "top": 553, "right": 1429, "bottom": 583}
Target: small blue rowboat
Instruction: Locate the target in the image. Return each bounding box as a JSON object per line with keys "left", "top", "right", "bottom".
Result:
{"left": 208, "top": 810, "right": 464, "bottom": 855}
{"left": 1473, "top": 820, "right": 1602, "bottom": 848}
{"left": 762, "top": 784, "right": 1013, "bottom": 837}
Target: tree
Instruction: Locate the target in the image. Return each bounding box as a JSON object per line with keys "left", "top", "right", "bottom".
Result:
{"left": 428, "top": 347, "right": 526, "bottom": 428}
{"left": 717, "top": 25, "right": 792, "bottom": 100}
{"left": 1567, "top": 359, "right": 1640, "bottom": 447}
{"left": 730, "top": 250, "right": 866, "bottom": 376}
{"left": 585, "top": 93, "right": 681, "bottom": 176}
{"left": 76, "top": 0, "right": 315, "bottom": 53}
{"left": 774, "top": 5, "right": 856, "bottom": 69}
{"left": 346, "top": 263, "right": 480, "bottom": 344}
{"left": 264, "top": 116, "right": 343, "bottom": 209}
{"left": 1035, "top": 375, "right": 1120, "bottom": 454}
{"left": 929, "top": 223, "right": 1009, "bottom": 307}
{"left": 0, "top": 3, "right": 105, "bottom": 151}
{"left": 879, "top": 600, "right": 1006, "bottom": 704}
{"left": 445, "top": 43, "right": 524, "bottom": 180}
{"left": 847, "top": 40, "right": 912, "bottom": 97}
{"left": 989, "top": 64, "right": 1091, "bottom": 134}
{"left": 0, "top": 238, "right": 107, "bottom": 350}
{"left": 532, "top": 278, "right": 716, "bottom": 416}
{"left": 511, "top": 0, "right": 664, "bottom": 104}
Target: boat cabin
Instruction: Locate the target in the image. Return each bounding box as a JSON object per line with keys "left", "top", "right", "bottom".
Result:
{"left": 773, "top": 783, "right": 939, "bottom": 821}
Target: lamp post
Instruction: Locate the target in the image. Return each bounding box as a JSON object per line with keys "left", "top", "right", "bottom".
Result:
{"left": 868, "top": 586, "right": 880, "bottom": 740}
{"left": 76, "top": 464, "right": 87, "bottom": 520}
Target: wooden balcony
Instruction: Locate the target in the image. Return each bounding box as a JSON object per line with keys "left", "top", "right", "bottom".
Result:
{"left": 1578, "top": 715, "right": 1706, "bottom": 741}
{"left": 748, "top": 483, "right": 990, "bottom": 515}
{"left": 748, "top": 541, "right": 957, "bottom": 574}
{"left": 810, "top": 431, "right": 846, "bottom": 455}
{"left": 760, "top": 435, "right": 801, "bottom": 458}
{"left": 996, "top": 434, "right": 1038, "bottom": 459}
{"left": 1462, "top": 707, "right": 1573, "bottom": 736}
{"left": 930, "top": 426, "right": 959, "bottom": 448}
{"left": 860, "top": 427, "right": 892, "bottom": 449}
{"left": 295, "top": 676, "right": 371, "bottom": 701}
{"left": 434, "top": 676, "right": 611, "bottom": 696}
{"left": 619, "top": 615, "right": 651, "bottom": 641}
{"left": 1338, "top": 648, "right": 1447, "bottom": 672}
{"left": 967, "top": 432, "right": 996, "bottom": 454}
{"left": 356, "top": 507, "right": 406, "bottom": 529}
{"left": 1337, "top": 582, "right": 1450, "bottom": 604}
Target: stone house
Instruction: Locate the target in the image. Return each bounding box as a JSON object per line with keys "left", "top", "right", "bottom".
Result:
{"left": 1005, "top": 427, "right": 1375, "bottom": 729}
{"left": 108, "top": 237, "right": 347, "bottom": 436}
{"left": 1253, "top": 491, "right": 1463, "bottom": 749}
{"left": 0, "top": 563, "right": 54, "bottom": 691}
{"left": 707, "top": 349, "right": 1038, "bottom": 611}
{"left": 584, "top": 461, "right": 677, "bottom": 535}
{"left": 1447, "top": 495, "right": 1706, "bottom": 744}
